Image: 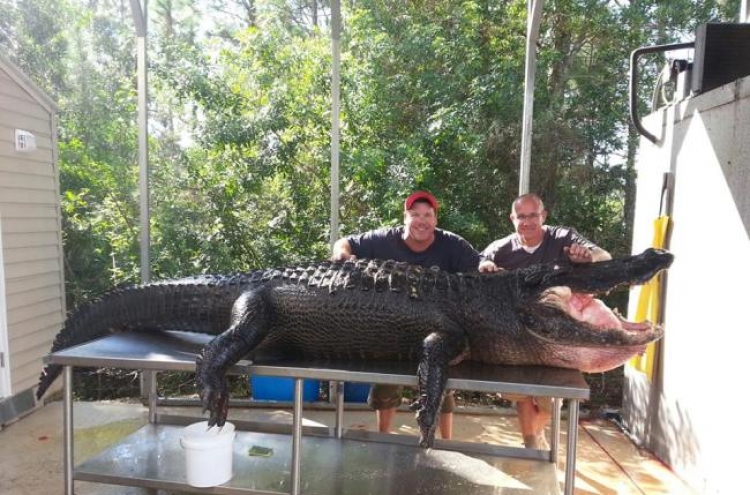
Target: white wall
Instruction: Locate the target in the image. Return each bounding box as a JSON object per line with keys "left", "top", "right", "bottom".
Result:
{"left": 624, "top": 75, "right": 750, "bottom": 495}
{"left": 0, "top": 214, "right": 10, "bottom": 399}
{"left": 0, "top": 56, "right": 65, "bottom": 416}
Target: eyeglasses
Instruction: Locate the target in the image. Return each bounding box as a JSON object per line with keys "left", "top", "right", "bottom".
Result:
{"left": 513, "top": 212, "right": 542, "bottom": 221}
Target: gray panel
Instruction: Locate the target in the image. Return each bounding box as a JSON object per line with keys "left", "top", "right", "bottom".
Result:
{"left": 0, "top": 388, "right": 35, "bottom": 426}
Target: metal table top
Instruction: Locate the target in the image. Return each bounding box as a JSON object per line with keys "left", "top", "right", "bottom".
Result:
{"left": 46, "top": 330, "right": 589, "bottom": 400}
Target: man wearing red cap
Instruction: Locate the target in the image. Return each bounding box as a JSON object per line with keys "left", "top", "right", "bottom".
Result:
{"left": 332, "top": 190, "right": 492, "bottom": 438}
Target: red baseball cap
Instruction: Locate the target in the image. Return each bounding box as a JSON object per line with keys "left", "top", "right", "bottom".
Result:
{"left": 404, "top": 191, "right": 439, "bottom": 211}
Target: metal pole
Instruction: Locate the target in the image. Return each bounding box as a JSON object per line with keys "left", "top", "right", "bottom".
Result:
{"left": 330, "top": 0, "right": 341, "bottom": 248}
{"left": 147, "top": 371, "right": 158, "bottom": 423}
{"left": 63, "top": 366, "right": 73, "bottom": 495}
{"left": 327, "top": 0, "right": 343, "bottom": 407}
{"left": 137, "top": 11, "right": 150, "bottom": 284}
{"left": 518, "top": 0, "right": 544, "bottom": 196}
{"left": 129, "top": 0, "right": 150, "bottom": 283}
{"left": 742, "top": 0, "right": 749, "bottom": 23}
{"left": 125, "top": 0, "right": 152, "bottom": 286}
{"left": 291, "top": 378, "right": 304, "bottom": 495}
{"left": 550, "top": 397, "right": 561, "bottom": 463}
{"left": 335, "top": 381, "right": 345, "bottom": 438}
{"left": 564, "top": 399, "right": 581, "bottom": 495}
{"left": 130, "top": 0, "right": 152, "bottom": 400}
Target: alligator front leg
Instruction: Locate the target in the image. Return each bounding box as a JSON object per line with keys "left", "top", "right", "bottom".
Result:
{"left": 414, "top": 326, "right": 467, "bottom": 448}
{"left": 196, "top": 288, "right": 272, "bottom": 426}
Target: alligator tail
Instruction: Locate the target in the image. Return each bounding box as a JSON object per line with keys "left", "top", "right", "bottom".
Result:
{"left": 36, "top": 276, "right": 247, "bottom": 400}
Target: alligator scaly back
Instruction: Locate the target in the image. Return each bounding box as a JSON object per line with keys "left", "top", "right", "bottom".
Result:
{"left": 36, "top": 274, "right": 251, "bottom": 399}
{"left": 37, "top": 259, "right": 480, "bottom": 399}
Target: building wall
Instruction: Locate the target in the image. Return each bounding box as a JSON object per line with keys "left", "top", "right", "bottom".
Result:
{"left": 623, "top": 75, "right": 750, "bottom": 494}
{"left": 0, "top": 59, "right": 66, "bottom": 411}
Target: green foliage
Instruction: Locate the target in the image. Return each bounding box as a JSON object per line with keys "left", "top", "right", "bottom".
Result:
{"left": 150, "top": 20, "right": 334, "bottom": 275}
{"left": 1, "top": 0, "right": 736, "bottom": 306}
{"left": 340, "top": 0, "right": 527, "bottom": 245}
{"left": 0, "top": 0, "right": 69, "bottom": 96}
{"left": 55, "top": 2, "right": 142, "bottom": 307}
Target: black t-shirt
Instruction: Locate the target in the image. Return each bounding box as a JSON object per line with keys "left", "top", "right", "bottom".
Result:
{"left": 345, "top": 226, "right": 481, "bottom": 273}
{"left": 481, "top": 225, "right": 599, "bottom": 270}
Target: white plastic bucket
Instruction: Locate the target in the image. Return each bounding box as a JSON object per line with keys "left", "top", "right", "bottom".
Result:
{"left": 180, "top": 421, "right": 236, "bottom": 487}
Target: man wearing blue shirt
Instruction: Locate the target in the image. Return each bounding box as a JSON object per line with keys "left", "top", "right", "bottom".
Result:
{"left": 332, "top": 191, "right": 492, "bottom": 439}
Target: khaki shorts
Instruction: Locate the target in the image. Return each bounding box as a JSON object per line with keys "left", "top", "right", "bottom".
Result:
{"left": 502, "top": 394, "right": 554, "bottom": 414}
{"left": 368, "top": 384, "right": 455, "bottom": 413}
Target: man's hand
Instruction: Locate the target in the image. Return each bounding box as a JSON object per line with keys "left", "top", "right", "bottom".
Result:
{"left": 331, "top": 238, "right": 355, "bottom": 261}
{"left": 564, "top": 244, "right": 593, "bottom": 263}
{"left": 479, "top": 260, "right": 502, "bottom": 273}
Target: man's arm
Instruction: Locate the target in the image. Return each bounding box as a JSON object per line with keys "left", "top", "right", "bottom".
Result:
{"left": 564, "top": 244, "right": 611, "bottom": 263}
{"left": 590, "top": 246, "right": 612, "bottom": 262}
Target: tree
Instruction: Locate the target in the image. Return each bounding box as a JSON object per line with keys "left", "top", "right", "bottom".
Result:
{"left": 149, "top": 7, "right": 335, "bottom": 274}
{"left": 3, "top": 0, "right": 739, "bottom": 305}
{"left": 0, "top": 0, "right": 69, "bottom": 97}
{"left": 339, "top": 0, "right": 528, "bottom": 245}
{"left": 56, "top": 0, "right": 143, "bottom": 305}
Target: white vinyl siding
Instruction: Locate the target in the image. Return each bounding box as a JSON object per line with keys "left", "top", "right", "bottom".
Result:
{"left": 0, "top": 56, "right": 65, "bottom": 398}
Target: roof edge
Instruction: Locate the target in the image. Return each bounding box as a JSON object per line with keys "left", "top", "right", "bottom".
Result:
{"left": 0, "top": 53, "right": 59, "bottom": 114}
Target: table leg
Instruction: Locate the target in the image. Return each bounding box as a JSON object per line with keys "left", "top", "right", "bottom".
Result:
{"left": 550, "top": 397, "right": 561, "bottom": 463}
{"left": 564, "top": 398, "right": 580, "bottom": 495}
{"left": 335, "top": 381, "right": 345, "bottom": 439}
{"left": 291, "top": 378, "right": 303, "bottom": 495}
{"left": 63, "top": 365, "right": 74, "bottom": 495}
{"left": 144, "top": 370, "right": 157, "bottom": 423}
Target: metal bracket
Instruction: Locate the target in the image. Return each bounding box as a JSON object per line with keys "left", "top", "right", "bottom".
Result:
{"left": 629, "top": 42, "right": 694, "bottom": 144}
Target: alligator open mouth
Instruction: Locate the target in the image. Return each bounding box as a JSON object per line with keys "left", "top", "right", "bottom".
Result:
{"left": 518, "top": 285, "right": 663, "bottom": 373}
{"left": 525, "top": 284, "right": 662, "bottom": 346}
{"left": 540, "top": 287, "right": 654, "bottom": 333}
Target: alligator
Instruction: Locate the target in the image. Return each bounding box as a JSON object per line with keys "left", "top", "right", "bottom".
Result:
{"left": 37, "top": 247, "right": 673, "bottom": 447}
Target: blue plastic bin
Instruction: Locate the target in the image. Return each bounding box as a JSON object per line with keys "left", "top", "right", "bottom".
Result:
{"left": 343, "top": 382, "right": 370, "bottom": 403}
{"left": 251, "top": 376, "right": 320, "bottom": 402}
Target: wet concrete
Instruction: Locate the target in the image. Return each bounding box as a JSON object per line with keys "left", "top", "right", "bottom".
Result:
{"left": 0, "top": 400, "right": 695, "bottom": 495}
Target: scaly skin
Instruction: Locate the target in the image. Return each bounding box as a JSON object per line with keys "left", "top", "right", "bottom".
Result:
{"left": 38, "top": 249, "right": 673, "bottom": 448}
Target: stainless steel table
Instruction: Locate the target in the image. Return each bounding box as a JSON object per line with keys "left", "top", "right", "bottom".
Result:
{"left": 46, "top": 330, "right": 589, "bottom": 495}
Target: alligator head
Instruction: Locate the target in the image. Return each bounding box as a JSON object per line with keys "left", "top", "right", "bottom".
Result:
{"left": 513, "top": 248, "right": 674, "bottom": 372}
{"left": 469, "top": 248, "right": 674, "bottom": 373}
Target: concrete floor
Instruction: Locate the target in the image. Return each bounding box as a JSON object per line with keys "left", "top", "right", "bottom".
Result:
{"left": 0, "top": 400, "right": 695, "bottom": 495}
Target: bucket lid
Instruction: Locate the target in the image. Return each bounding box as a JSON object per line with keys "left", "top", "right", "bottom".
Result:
{"left": 181, "top": 421, "right": 235, "bottom": 447}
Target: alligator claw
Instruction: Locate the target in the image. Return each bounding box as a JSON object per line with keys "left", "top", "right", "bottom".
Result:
{"left": 196, "top": 353, "right": 229, "bottom": 427}
{"left": 199, "top": 380, "right": 229, "bottom": 427}
{"left": 414, "top": 402, "right": 438, "bottom": 448}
